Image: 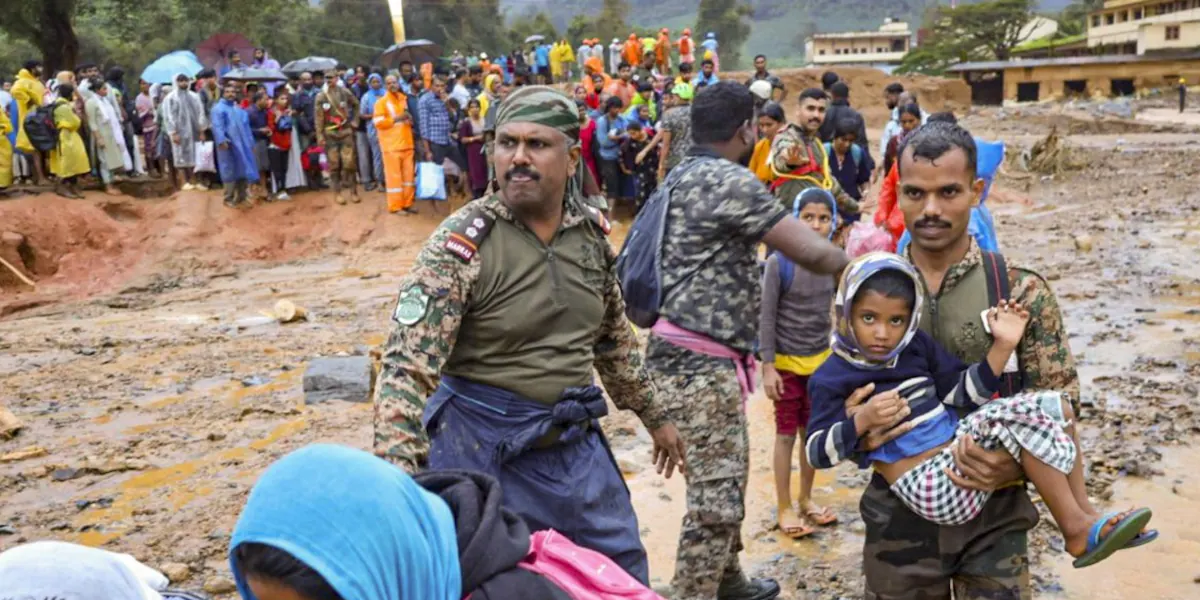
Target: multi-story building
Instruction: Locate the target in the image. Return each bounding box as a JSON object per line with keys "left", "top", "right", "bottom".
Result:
{"left": 804, "top": 19, "right": 912, "bottom": 71}
{"left": 1087, "top": 0, "right": 1200, "bottom": 54}
{"left": 950, "top": 0, "right": 1200, "bottom": 103}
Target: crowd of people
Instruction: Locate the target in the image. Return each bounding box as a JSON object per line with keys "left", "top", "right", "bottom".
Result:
{"left": 0, "top": 29, "right": 1163, "bottom": 600}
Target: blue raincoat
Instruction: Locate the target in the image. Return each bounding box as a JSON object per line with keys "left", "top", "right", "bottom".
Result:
{"left": 211, "top": 98, "right": 259, "bottom": 183}
{"left": 423, "top": 375, "right": 650, "bottom": 584}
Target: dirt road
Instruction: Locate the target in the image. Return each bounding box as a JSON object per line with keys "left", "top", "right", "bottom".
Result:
{"left": 1, "top": 117, "right": 1198, "bottom": 598}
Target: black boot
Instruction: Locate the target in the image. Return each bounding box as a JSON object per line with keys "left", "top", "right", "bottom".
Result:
{"left": 717, "top": 574, "right": 780, "bottom": 600}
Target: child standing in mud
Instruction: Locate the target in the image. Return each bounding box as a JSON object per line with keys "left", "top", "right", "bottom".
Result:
{"left": 759, "top": 188, "right": 840, "bottom": 539}
{"left": 806, "top": 253, "right": 1156, "bottom": 568}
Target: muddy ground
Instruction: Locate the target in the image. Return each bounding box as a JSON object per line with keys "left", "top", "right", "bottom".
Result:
{"left": 1, "top": 108, "right": 1199, "bottom": 599}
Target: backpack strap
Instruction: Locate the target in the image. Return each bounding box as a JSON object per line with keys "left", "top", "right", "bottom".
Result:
{"left": 443, "top": 206, "right": 496, "bottom": 263}
{"left": 583, "top": 203, "right": 611, "bottom": 235}
{"left": 980, "top": 250, "right": 1023, "bottom": 396}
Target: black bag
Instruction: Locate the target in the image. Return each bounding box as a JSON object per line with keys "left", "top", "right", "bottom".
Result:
{"left": 981, "top": 251, "right": 1024, "bottom": 397}
{"left": 24, "top": 105, "right": 60, "bottom": 152}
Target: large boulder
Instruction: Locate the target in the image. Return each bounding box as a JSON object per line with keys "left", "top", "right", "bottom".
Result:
{"left": 302, "top": 356, "right": 375, "bottom": 404}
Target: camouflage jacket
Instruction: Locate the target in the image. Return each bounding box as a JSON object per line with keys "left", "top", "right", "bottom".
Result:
{"left": 904, "top": 241, "right": 1081, "bottom": 408}
{"left": 315, "top": 86, "right": 359, "bottom": 143}
{"left": 646, "top": 149, "right": 790, "bottom": 373}
{"left": 658, "top": 105, "right": 692, "bottom": 171}
{"left": 374, "top": 193, "right": 668, "bottom": 471}
{"left": 769, "top": 123, "right": 858, "bottom": 217}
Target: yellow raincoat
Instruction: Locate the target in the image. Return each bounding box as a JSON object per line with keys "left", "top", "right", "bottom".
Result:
{"left": 476, "top": 74, "right": 500, "bottom": 117}
{"left": 11, "top": 69, "right": 46, "bottom": 153}
{"left": 0, "top": 109, "right": 12, "bottom": 188}
{"left": 48, "top": 98, "right": 89, "bottom": 179}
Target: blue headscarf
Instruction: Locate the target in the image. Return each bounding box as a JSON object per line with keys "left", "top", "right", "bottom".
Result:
{"left": 229, "top": 444, "right": 461, "bottom": 600}
{"left": 361, "top": 74, "right": 386, "bottom": 117}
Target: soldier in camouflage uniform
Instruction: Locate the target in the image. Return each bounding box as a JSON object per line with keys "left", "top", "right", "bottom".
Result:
{"left": 372, "top": 85, "right": 686, "bottom": 584}
{"left": 769, "top": 88, "right": 859, "bottom": 223}
{"left": 856, "top": 122, "right": 1082, "bottom": 600}
{"left": 644, "top": 82, "right": 848, "bottom": 600}
{"left": 315, "top": 69, "right": 361, "bottom": 205}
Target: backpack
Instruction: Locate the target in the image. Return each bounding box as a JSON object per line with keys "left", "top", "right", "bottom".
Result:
{"left": 772, "top": 188, "right": 839, "bottom": 295}
{"left": 680, "top": 37, "right": 693, "bottom": 55}
{"left": 823, "top": 141, "right": 862, "bottom": 168}
{"left": 614, "top": 161, "right": 697, "bottom": 328}
{"left": 24, "top": 105, "right": 59, "bottom": 152}
{"left": 518, "top": 530, "right": 664, "bottom": 600}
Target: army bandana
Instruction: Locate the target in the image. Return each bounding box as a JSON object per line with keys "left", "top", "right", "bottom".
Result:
{"left": 494, "top": 85, "right": 581, "bottom": 143}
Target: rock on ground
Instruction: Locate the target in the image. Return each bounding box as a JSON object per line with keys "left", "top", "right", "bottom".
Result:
{"left": 302, "top": 356, "right": 374, "bottom": 404}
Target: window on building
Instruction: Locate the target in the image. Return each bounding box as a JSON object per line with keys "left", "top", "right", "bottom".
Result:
{"left": 819, "top": 49, "right": 826, "bottom": 55}
{"left": 1134, "top": 8, "right": 1142, "bottom": 18}
{"left": 1119, "top": 10, "right": 1127, "bottom": 21}
{"left": 891, "top": 39, "right": 905, "bottom": 52}
{"left": 1166, "top": 25, "right": 1181, "bottom": 40}
{"left": 1092, "top": 15, "right": 1101, "bottom": 27}
{"left": 1105, "top": 12, "right": 1114, "bottom": 24}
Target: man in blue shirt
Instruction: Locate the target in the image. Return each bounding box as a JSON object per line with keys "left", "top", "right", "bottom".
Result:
{"left": 692, "top": 59, "right": 719, "bottom": 88}
{"left": 594, "top": 96, "right": 627, "bottom": 209}
{"left": 418, "top": 76, "right": 453, "bottom": 168}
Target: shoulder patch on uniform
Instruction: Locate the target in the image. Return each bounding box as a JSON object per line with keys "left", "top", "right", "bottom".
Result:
{"left": 585, "top": 205, "right": 611, "bottom": 235}
{"left": 443, "top": 206, "right": 496, "bottom": 262}
{"left": 392, "top": 285, "right": 430, "bottom": 326}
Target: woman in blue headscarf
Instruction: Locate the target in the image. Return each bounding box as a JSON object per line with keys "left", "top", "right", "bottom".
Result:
{"left": 229, "top": 444, "right": 576, "bottom": 600}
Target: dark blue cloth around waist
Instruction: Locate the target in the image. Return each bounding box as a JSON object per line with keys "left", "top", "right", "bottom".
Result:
{"left": 422, "top": 375, "right": 649, "bottom": 584}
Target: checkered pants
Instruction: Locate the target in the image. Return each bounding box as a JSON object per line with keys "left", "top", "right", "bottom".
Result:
{"left": 890, "top": 391, "right": 1076, "bottom": 525}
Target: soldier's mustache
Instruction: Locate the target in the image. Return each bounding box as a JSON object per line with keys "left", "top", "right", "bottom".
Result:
{"left": 505, "top": 167, "right": 541, "bottom": 181}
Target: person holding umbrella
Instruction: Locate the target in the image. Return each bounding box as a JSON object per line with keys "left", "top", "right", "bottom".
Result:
{"left": 373, "top": 74, "right": 417, "bottom": 214}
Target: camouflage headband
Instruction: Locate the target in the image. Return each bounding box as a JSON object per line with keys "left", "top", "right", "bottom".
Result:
{"left": 495, "top": 85, "right": 581, "bottom": 143}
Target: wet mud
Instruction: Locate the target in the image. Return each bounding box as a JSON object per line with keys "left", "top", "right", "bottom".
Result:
{"left": 1, "top": 117, "right": 1198, "bottom": 598}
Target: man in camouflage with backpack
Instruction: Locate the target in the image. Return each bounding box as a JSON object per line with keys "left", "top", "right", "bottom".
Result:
{"left": 315, "top": 68, "right": 360, "bottom": 205}
{"left": 642, "top": 82, "right": 847, "bottom": 600}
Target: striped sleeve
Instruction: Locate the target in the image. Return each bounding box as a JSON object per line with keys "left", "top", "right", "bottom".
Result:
{"left": 805, "top": 381, "right": 862, "bottom": 469}
{"left": 924, "top": 333, "right": 1001, "bottom": 407}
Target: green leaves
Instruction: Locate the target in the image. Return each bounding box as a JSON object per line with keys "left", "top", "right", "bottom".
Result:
{"left": 695, "top": 0, "right": 753, "bottom": 70}
{"left": 897, "top": 0, "right": 1035, "bottom": 75}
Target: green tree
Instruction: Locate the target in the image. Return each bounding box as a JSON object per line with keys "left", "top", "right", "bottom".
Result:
{"left": 897, "top": 0, "right": 1035, "bottom": 75}
{"left": 404, "top": 0, "right": 508, "bottom": 55}
{"left": 694, "top": 0, "right": 753, "bottom": 70}
{"left": 1057, "top": 0, "right": 1103, "bottom": 36}
{"left": 506, "top": 11, "right": 560, "bottom": 49}
{"left": 0, "top": 0, "right": 81, "bottom": 73}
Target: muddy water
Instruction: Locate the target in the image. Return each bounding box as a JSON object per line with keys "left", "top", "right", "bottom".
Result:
{"left": 1051, "top": 445, "right": 1200, "bottom": 600}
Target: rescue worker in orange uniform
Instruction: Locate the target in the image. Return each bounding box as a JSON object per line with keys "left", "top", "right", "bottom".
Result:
{"left": 622, "top": 34, "right": 643, "bottom": 71}
{"left": 373, "top": 74, "right": 417, "bottom": 214}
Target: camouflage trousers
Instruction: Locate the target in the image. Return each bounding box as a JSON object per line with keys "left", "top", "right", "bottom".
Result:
{"left": 650, "top": 366, "right": 749, "bottom": 600}
{"left": 860, "top": 473, "right": 1039, "bottom": 600}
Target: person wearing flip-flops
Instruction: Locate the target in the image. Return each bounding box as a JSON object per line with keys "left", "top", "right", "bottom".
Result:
{"left": 759, "top": 189, "right": 841, "bottom": 539}
{"left": 806, "top": 253, "right": 1156, "bottom": 572}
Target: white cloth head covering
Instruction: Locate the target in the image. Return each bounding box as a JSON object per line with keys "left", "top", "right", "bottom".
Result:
{"left": 0, "top": 541, "right": 168, "bottom": 600}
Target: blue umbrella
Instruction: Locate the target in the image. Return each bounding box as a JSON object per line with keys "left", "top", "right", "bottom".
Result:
{"left": 140, "top": 50, "right": 204, "bottom": 84}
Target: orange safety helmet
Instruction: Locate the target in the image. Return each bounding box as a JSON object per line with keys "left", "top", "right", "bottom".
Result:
{"left": 660, "top": 28, "right": 669, "bottom": 34}
{"left": 683, "top": 28, "right": 691, "bottom": 36}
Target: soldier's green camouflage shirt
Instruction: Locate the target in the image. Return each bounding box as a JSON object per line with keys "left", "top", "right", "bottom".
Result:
{"left": 373, "top": 193, "right": 668, "bottom": 471}
{"left": 769, "top": 123, "right": 859, "bottom": 217}
{"left": 645, "top": 149, "right": 847, "bottom": 374}
{"left": 905, "top": 241, "right": 1081, "bottom": 408}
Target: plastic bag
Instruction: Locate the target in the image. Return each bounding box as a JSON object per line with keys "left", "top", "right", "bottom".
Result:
{"left": 416, "top": 161, "right": 446, "bottom": 201}
{"left": 845, "top": 222, "right": 896, "bottom": 258}
{"left": 194, "top": 141, "right": 215, "bottom": 173}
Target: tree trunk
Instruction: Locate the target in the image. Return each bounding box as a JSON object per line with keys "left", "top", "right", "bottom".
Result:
{"left": 38, "top": 1, "right": 79, "bottom": 74}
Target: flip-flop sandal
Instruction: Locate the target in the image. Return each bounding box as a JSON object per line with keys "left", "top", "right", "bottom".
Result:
{"left": 804, "top": 506, "right": 838, "bottom": 526}
{"left": 778, "top": 516, "right": 816, "bottom": 540}
{"left": 1122, "top": 528, "right": 1159, "bottom": 550}
{"left": 1073, "top": 508, "right": 1153, "bottom": 568}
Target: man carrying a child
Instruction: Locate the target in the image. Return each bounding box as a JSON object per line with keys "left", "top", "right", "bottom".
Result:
{"left": 842, "top": 122, "right": 1119, "bottom": 599}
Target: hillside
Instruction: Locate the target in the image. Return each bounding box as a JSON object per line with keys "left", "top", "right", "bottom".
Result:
{"left": 501, "top": 0, "right": 1075, "bottom": 68}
